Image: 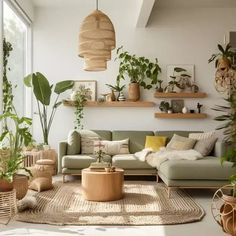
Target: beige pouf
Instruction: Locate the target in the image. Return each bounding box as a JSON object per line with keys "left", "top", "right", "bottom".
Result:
{"left": 35, "top": 159, "right": 56, "bottom": 176}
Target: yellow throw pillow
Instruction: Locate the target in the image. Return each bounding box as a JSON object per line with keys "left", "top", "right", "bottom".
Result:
{"left": 145, "top": 136, "right": 167, "bottom": 151}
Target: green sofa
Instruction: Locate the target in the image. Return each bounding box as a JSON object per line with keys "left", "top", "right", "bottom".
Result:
{"left": 58, "top": 130, "right": 235, "bottom": 193}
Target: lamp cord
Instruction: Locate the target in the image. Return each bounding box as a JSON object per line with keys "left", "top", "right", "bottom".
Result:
{"left": 96, "top": 0, "right": 98, "bottom": 10}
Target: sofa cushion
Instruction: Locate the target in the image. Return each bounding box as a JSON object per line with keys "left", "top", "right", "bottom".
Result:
{"left": 80, "top": 130, "right": 101, "bottom": 154}
{"left": 155, "top": 131, "right": 202, "bottom": 142}
{"left": 92, "top": 130, "right": 112, "bottom": 141}
{"left": 189, "top": 131, "right": 215, "bottom": 140}
{"left": 67, "top": 130, "right": 80, "bottom": 155}
{"left": 158, "top": 156, "right": 235, "bottom": 180}
{"left": 94, "top": 139, "right": 129, "bottom": 155}
{"left": 193, "top": 136, "right": 218, "bottom": 156}
{"left": 112, "top": 131, "right": 154, "bottom": 153}
{"left": 145, "top": 136, "right": 167, "bottom": 151}
{"left": 62, "top": 155, "right": 112, "bottom": 169}
{"left": 112, "top": 154, "right": 154, "bottom": 169}
{"left": 166, "top": 134, "right": 196, "bottom": 150}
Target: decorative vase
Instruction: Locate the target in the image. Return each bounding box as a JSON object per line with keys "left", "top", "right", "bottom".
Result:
{"left": 110, "top": 90, "right": 116, "bottom": 101}
{"left": 128, "top": 83, "right": 140, "bottom": 101}
{"left": 70, "top": 91, "right": 78, "bottom": 101}
{"left": 0, "top": 179, "right": 13, "bottom": 192}
{"left": 13, "top": 174, "right": 28, "bottom": 200}
{"left": 156, "top": 81, "right": 164, "bottom": 92}
{"left": 118, "top": 91, "right": 126, "bottom": 101}
{"left": 182, "top": 107, "right": 188, "bottom": 114}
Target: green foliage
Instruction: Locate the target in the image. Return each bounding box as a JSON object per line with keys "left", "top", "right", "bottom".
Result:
{"left": 208, "top": 43, "right": 236, "bottom": 68}
{"left": 24, "top": 72, "right": 74, "bottom": 144}
{"left": 0, "top": 113, "right": 33, "bottom": 182}
{"left": 74, "top": 87, "right": 90, "bottom": 130}
{"left": 116, "top": 46, "right": 161, "bottom": 89}
{"left": 159, "top": 101, "right": 171, "bottom": 112}
{"left": 3, "top": 38, "right": 14, "bottom": 130}
{"left": 214, "top": 91, "right": 236, "bottom": 196}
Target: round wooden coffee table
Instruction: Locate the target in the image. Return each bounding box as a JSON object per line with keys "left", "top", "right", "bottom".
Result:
{"left": 81, "top": 168, "right": 124, "bottom": 202}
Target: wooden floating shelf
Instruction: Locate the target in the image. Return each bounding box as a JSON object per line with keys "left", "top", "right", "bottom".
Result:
{"left": 63, "top": 100, "right": 155, "bottom": 107}
{"left": 154, "top": 92, "right": 207, "bottom": 98}
{"left": 155, "top": 113, "right": 207, "bottom": 119}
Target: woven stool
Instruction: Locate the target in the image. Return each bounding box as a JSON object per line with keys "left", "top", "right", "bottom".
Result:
{"left": 35, "top": 159, "right": 56, "bottom": 176}
{"left": 0, "top": 189, "right": 17, "bottom": 225}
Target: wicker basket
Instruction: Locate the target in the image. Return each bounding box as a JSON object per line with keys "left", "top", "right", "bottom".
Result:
{"left": 13, "top": 175, "right": 29, "bottom": 200}
{"left": 0, "top": 189, "right": 17, "bottom": 225}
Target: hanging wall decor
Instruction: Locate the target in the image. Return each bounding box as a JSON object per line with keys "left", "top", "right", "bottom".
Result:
{"left": 78, "top": 0, "right": 116, "bottom": 71}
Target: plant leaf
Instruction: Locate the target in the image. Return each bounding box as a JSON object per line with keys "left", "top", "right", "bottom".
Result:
{"left": 54, "top": 80, "right": 74, "bottom": 94}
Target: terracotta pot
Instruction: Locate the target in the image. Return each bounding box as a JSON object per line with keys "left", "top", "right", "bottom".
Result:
{"left": 128, "top": 83, "right": 140, "bottom": 101}
{"left": 0, "top": 179, "right": 14, "bottom": 192}
{"left": 13, "top": 174, "right": 29, "bottom": 200}
{"left": 220, "top": 194, "right": 236, "bottom": 235}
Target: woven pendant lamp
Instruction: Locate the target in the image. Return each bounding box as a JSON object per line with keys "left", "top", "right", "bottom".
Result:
{"left": 78, "top": 0, "right": 116, "bottom": 71}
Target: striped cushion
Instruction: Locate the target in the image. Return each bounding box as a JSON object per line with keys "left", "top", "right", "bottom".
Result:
{"left": 80, "top": 130, "right": 101, "bottom": 154}
{"left": 189, "top": 131, "right": 215, "bottom": 140}
{"left": 94, "top": 139, "right": 130, "bottom": 155}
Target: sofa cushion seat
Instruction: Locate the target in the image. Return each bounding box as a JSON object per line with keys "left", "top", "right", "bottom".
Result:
{"left": 112, "top": 154, "right": 154, "bottom": 169}
{"left": 159, "top": 156, "right": 235, "bottom": 180}
{"left": 62, "top": 155, "right": 112, "bottom": 169}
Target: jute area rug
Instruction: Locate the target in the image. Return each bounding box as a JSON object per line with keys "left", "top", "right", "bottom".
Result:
{"left": 15, "top": 182, "right": 204, "bottom": 225}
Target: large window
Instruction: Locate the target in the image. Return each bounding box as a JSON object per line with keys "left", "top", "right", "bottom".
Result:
{"left": 3, "top": 0, "right": 31, "bottom": 117}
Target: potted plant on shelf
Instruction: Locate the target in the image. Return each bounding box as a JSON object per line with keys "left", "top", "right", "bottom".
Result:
{"left": 106, "top": 78, "right": 126, "bottom": 101}
{"left": 0, "top": 112, "right": 33, "bottom": 198}
{"left": 24, "top": 72, "right": 74, "bottom": 148}
{"left": 73, "top": 86, "right": 91, "bottom": 130}
{"left": 212, "top": 91, "right": 236, "bottom": 235}
{"left": 116, "top": 46, "right": 161, "bottom": 101}
{"left": 208, "top": 43, "right": 235, "bottom": 70}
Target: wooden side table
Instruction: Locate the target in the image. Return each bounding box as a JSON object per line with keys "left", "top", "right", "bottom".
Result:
{"left": 0, "top": 189, "right": 17, "bottom": 225}
{"left": 81, "top": 168, "right": 124, "bottom": 201}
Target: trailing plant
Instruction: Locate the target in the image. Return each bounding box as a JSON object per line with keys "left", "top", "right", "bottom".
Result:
{"left": 24, "top": 72, "right": 74, "bottom": 145}
{"left": 74, "top": 86, "right": 90, "bottom": 130}
{"left": 116, "top": 46, "right": 161, "bottom": 89}
{"left": 208, "top": 43, "right": 235, "bottom": 68}
{"left": 213, "top": 91, "right": 236, "bottom": 196}
{"left": 0, "top": 113, "right": 33, "bottom": 182}
{"left": 3, "top": 38, "right": 14, "bottom": 130}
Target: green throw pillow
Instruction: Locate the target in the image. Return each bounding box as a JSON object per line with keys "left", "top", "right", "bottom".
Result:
{"left": 67, "top": 130, "right": 81, "bottom": 155}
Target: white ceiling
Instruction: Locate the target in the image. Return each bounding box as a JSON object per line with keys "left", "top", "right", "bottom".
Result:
{"left": 32, "top": 0, "right": 236, "bottom": 8}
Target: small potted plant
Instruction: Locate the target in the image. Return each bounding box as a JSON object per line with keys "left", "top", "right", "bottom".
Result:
{"left": 106, "top": 78, "right": 126, "bottom": 101}
{"left": 116, "top": 46, "right": 161, "bottom": 101}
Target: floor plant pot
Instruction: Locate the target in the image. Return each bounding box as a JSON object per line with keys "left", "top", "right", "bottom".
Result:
{"left": 128, "top": 83, "right": 140, "bottom": 101}
{"left": 13, "top": 174, "right": 29, "bottom": 200}
{"left": 0, "top": 179, "right": 13, "bottom": 192}
{"left": 220, "top": 194, "right": 236, "bottom": 235}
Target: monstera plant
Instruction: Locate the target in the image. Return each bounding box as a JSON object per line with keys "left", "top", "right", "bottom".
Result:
{"left": 24, "top": 72, "right": 74, "bottom": 145}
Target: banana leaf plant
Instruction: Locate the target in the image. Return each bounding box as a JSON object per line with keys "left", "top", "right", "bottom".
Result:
{"left": 0, "top": 113, "right": 33, "bottom": 182}
{"left": 213, "top": 91, "right": 236, "bottom": 196}
{"left": 24, "top": 72, "right": 74, "bottom": 145}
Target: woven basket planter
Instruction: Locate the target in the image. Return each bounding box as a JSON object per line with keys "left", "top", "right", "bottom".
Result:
{"left": 0, "top": 189, "right": 17, "bottom": 224}
{"left": 13, "top": 175, "right": 29, "bottom": 200}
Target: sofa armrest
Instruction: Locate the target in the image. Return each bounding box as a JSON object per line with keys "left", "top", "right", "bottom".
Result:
{"left": 58, "top": 141, "right": 67, "bottom": 173}
{"left": 213, "top": 141, "right": 227, "bottom": 158}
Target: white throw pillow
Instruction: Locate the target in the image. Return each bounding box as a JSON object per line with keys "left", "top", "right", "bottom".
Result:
{"left": 80, "top": 130, "right": 101, "bottom": 154}
{"left": 94, "top": 139, "right": 129, "bottom": 155}
{"left": 189, "top": 131, "right": 215, "bottom": 140}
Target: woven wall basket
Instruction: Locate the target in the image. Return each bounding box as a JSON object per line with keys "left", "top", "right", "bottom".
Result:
{"left": 79, "top": 10, "right": 116, "bottom": 71}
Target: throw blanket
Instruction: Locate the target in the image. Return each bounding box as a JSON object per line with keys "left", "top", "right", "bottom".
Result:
{"left": 134, "top": 147, "right": 203, "bottom": 169}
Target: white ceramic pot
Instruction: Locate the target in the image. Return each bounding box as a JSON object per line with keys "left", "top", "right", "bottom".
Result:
{"left": 182, "top": 107, "right": 188, "bottom": 114}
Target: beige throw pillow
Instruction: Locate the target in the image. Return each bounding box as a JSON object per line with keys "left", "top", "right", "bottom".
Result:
{"left": 80, "top": 130, "right": 101, "bottom": 154}
{"left": 166, "top": 134, "right": 196, "bottom": 150}
{"left": 189, "top": 131, "right": 215, "bottom": 140}
{"left": 29, "top": 177, "right": 53, "bottom": 192}
{"left": 94, "top": 139, "right": 129, "bottom": 155}
{"left": 193, "top": 136, "right": 218, "bottom": 156}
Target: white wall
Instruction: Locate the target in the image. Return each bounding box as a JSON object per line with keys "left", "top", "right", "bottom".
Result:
{"left": 33, "top": 2, "right": 236, "bottom": 148}
{"left": 16, "top": 0, "right": 34, "bottom": 20}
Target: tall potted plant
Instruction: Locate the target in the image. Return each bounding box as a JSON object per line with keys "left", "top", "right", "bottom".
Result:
{"left": 0, "top": 112, "right": 33, "bottom": 195}
{"left": 212, "top": 91, "right": 236, "bottom": 235}
{"left": 24, "top": 72, "right": 74, "bottom": 146}
{"left": 116, "top": 46, "right": 161, "bottom": 101}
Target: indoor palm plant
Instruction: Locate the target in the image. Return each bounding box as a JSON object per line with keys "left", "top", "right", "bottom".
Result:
{"left": 0, "top": 112, "right": 33, "bottom": 193}
{"left": 116, "top": 46, "right": 161, "bottom": 101}
{"left": 24, "top": 72, "right": 74, "bottom": 146}
{"left": 212, "top": 91, "right": 236, "bottom": 235}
